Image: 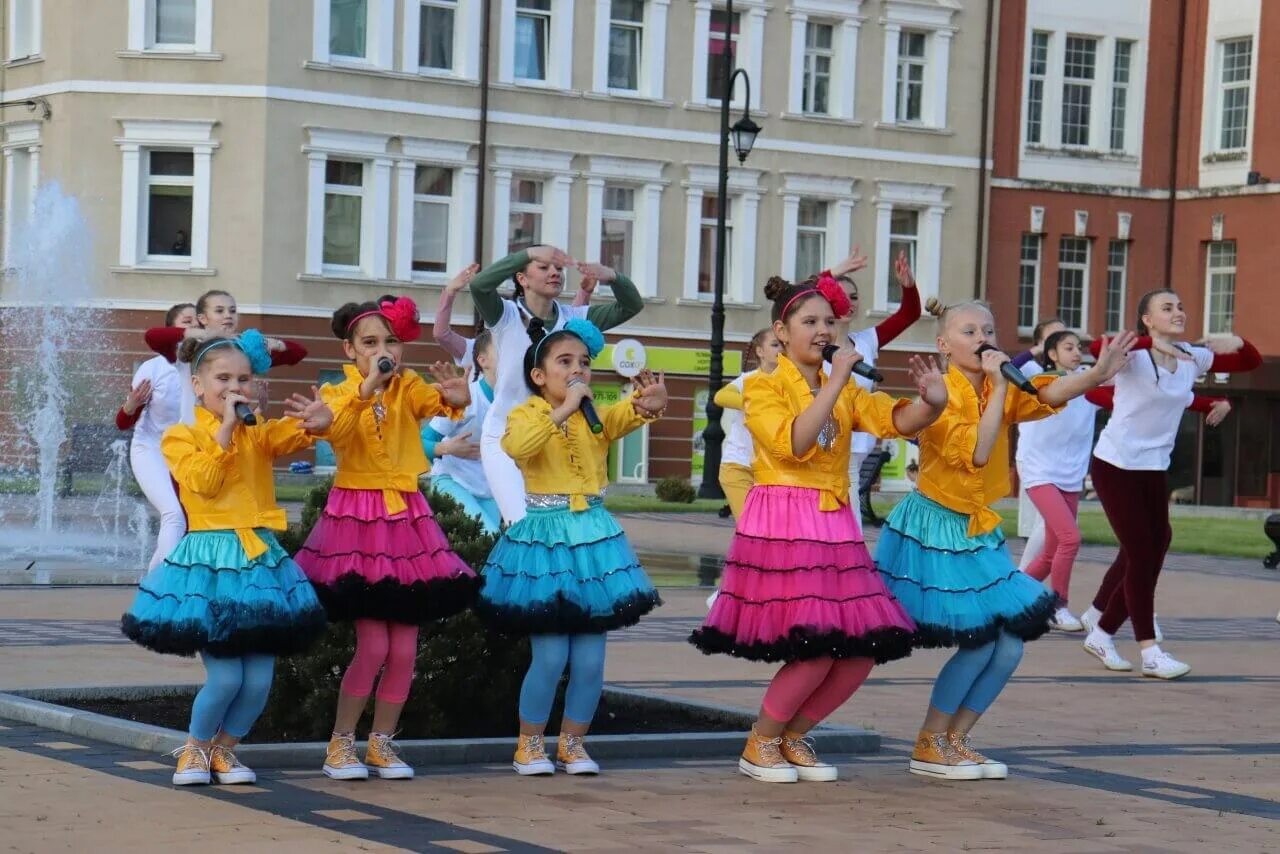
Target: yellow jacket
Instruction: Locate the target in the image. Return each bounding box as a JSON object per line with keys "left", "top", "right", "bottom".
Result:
{"left": 744, "top": 355, "right": 909, "bottom": 511}
{"left": 918, "top": 365, "right": 1059, "bottom": 536}
{"left": 323, "top": 364, "right": 465, "bottom": 514}
{"left": 162, "top": 407, "right": 318, "bottom": 558}
{"left": 502, "top": 394, "right": 652, "bottom": 511}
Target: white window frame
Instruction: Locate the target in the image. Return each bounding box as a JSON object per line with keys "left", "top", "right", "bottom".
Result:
{"left": 1204, "top": 240, "right": 1237, "bottom": 336}
{"left": 392, "top": 139, "right": 477, "bottom": 285}
{"left": 689, "top": 0, "right": 767, "bottom": 110}
{"left": 1109, "top": 39, "right": 1133, "bottom": 151}
{"left": 127, "top": 0, "right": 213, "bottom": 54}
{"left": 2, "top": 121, "right": 40, "bottom": 266}
{"left": 800, "top": 20, "right": 834, "bottom": 116}
{"left": 878, "top": 1, "right": 954, "bottom": 130}
{"left": 401, "top": 0, "right": 482, "bottom": 79}
{"left": 1017, "top": 233, "right": 1042, "bottom": 336}
{"left": 871, "top": 181, "right": 947, "bottom": 311}
{"left": 498, "top": 0, "right": 575, "bottom": 89}
{"left": 488, "top": 146, "right": 574, "bottom": 262}
{"left": 895, "top": 29, "right": 928, "bottom": 124}
{"left": 584, "top": 155, "right": 665, "bottom": 298}
{"left": 7, "top": 0, "right": 40, "bottom": 61}
{"left": 1024, "top": 30, "right": 1049, "bottom": 145}
{"left": 507, "top": 176, "right": 546, "bottom": 255}
{"left": 312, "top": 0, "right": 395, "bottom": 69}
{"left": 794, "top": 199, "right": 828, "bottom": 280}
{"left": 778, "top": 173, "right": 856, "bottom": 286}
{"left": 1104, "top": 238, "right": 1127, "bottom": 333}
{"left": 1197, "top": 0, "right": 1260, "bottom": 187}
{"left": 116, "top": 119, "right": 218, "bottom": 272}
{"left": 1059, "top": 34, "right": 1097, "bottom": 148}
{"left": 1056, "top": 236, "right": 1090, "bottom": 332}
{"left": 591, "top": 0, "right": 670, "bottom": 99}
{"left": 681, "top": 164, "right": 762, "bottom": 304}
{"left": 303, "top": 128, "right": 393, "bottom": 279}
{"left": 1214, "top": 37, "right": 1253, "bottom": 153}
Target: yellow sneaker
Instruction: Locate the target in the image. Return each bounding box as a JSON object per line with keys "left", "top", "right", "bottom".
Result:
{"left": 366, "top": 732, "right": 414, "bottom": 780}
{"left": 555, "top": 734, "right": 600, "bottom": 775}
{"left": 780, "top": 731, "right": 838, "bottom": 782}
{"left": 947, "top": 731, "right": 1008, "bottom": 779}
{"left": 738, "top": 727, "right": 798, "bottom": 783}
{"left": 170, "top": 744, "right": 211, "bottom": 786}
{"left": 908, "top": 729, "right": 983, "bottom": 781}
{"left": 323, "top": 733, "right": 369, "bottom": 781}
{"left": 210, "top": 745, "right": 256, "bottom": 784}
{"left": 512, "top": 733, "right": 555, "bottom": 776}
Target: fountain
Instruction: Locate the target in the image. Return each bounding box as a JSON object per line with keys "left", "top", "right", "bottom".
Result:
{"left": 0, "top": 183, "right": 153, "bottom": 582}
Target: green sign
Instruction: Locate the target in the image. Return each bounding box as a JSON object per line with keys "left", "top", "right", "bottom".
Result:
{"left": 691, "top": 388, "right": 709, "bottom": 480}
{"left": 593, "top": 345, "right": 741, "bottom": 377}
{"left": 881, "top": 438, "right": 907, "bottom": 480}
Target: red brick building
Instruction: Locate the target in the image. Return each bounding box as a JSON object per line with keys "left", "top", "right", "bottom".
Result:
{"left": 987, "top": 0, "right": 1280, "bottom": 507}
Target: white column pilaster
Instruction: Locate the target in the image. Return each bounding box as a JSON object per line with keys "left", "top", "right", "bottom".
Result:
{"left": 881, "top": 23, "right": 900, "bottom": 123}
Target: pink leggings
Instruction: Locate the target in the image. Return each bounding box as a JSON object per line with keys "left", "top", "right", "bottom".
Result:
{"left": 339, "top": 619, "right": 419, "bottom": 704}
{"left": 761, "top": 657, "right": 874, "bottom": 725}
{"left": 1023, "top": 485, "right": 1081, "bottom": 603}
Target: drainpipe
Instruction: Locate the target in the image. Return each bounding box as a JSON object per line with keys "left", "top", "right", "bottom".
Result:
{"left": 972, "top": 0, "right": 997, "bottom": 299}
{"left": 473, "top": 0, "right": 493, "bottom": 331}
{"left": 1164, "top": 0, "right": 1188, "bottom": 286}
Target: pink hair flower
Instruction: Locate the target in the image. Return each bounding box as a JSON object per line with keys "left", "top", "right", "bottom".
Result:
{"left": 815, "top": 274, "right": 852, "bottom": 319}
{"left": 379, "top": 296, "right": 422, "bottom": 342}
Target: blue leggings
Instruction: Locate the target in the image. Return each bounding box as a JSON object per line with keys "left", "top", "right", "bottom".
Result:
{"left": 518, "top": 633, "right": 607, "bottom": 726}
{"left": 189, "top": 653, "right": 275, "bottom": 741}
{"left": 929, "top": 631, "right": 1024, "bottom": 715}
{"left": 432, "top": 475, "right": 502, "bottom": 534}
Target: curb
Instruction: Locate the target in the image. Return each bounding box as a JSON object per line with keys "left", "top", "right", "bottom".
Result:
{"left": 0, "top": 684, "right": 879, "bottom": 766}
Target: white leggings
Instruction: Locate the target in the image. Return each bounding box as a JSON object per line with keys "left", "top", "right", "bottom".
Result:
{"left": 481, "top": 432, "right": 529, "bottom": 525}
{"left": 131, "top": 441, "right": 186, "bottom": 570}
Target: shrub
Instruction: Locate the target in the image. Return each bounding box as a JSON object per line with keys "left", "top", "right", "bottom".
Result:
{"left": 655, "top": 476, "right": 696, "bottom": 504}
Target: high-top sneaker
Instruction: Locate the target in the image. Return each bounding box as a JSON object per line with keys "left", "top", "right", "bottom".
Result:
{"left": 908, "top": 730, "right": 983, "bottom": 781}
{"left": 513, "top": 733, "right": 555, "bottom": 776}
{"left": 780, "top": 731, "right": 837, "bottom": 782}
{"left": 171, "top": 744, "right": 212, "bottom": 786}
{"left": 210, "top": 745, "right": 256, "bottom": 784}
{"left": 946, "top": 732, "right": 1008, "bottom": 779}
{"left": 323, "top": 733, "right": 370, "bottom": 781}
{"left": 366, "top": 732, "right": 414, "bottom": 780}
{"left": 555, "top": 734, "right": 600, "bottom": 775}
{"left": 738, "top": 727, "right": 799, "bottom": 783}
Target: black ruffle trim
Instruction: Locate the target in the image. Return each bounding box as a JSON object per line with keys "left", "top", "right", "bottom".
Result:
{"left": 711, "top": 589, "right": 893, "bottom": 606}
{"left": 312, "top": 572, "right": 480, "bottom": 624}
{"left": 688, "top": 625, "right": 915, "bottom": 665}
{"left": 475, "top": 590, "right": 663, "bottom": 636}
{"left": 879, "top": 565, "right": 1034, "bottom": 595}
{"left": 120, "top": 606, "right": 327, "bottom": 658}
{"left": 722, "top": 560, "right": 876, "bottom": 575}
{"left": 908, "top": 591, "right": 1059, "bottom": 650}
{"left": 882, "top": 525, "right": 1002, "bottom": 556}
{"left": 730, "top": 531, "right": 867, "bottom": 548}
{"left": 296, "top": 544, "right": 455, "bottom": 562}
{"left": 481, "top": 562, "right": 646, "bottom": 585}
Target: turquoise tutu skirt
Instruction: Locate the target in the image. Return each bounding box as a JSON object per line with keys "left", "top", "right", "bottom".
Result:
{"left": 876, "top": 492, "right": 1056, "bottom": 649}
{"left": 477, "top": 501, "right": 661, "bottom": 634}
{"left": 122, "top": 529, "right": 327, "bottom": 657}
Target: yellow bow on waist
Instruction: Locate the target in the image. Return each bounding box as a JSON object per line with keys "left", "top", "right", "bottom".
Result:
{"left": 232, "top": 508, "right": 287, "bottom": 559}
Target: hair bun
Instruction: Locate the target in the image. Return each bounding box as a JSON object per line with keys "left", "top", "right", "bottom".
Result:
{"left": 925, "top": 297, "right": 945, "bottom": 318}
{"left": 763, "top": 276, "right": 792, "bottom": 302}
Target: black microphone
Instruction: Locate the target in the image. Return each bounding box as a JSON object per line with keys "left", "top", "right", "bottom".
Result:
{"left": 377, "top": 356, "right": 395, "bottom": 374}
{"left": 234, "top": 402, "right": 257, "bottom": 426}
{"left": 975, "top": 344, "right": 1039, "bottom": 394}
{"left": 568, "top": 378, "right": 604, "bottom": 434}
{"left": 820, "top": 344, "right": 885, "bottom": 383}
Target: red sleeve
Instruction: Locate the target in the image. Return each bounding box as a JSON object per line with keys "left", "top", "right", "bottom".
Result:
{"left": 1188, "top": 395, "right": 1225, "bottom": 415}
{"left": 116, "top": 406, "right": 141, "bottom": 430}
{"left": 144, "top": 327, "right": 184, "bottom": 363}
{"left": 1209, "top": 339, "right": 1261, "bottom": 372}
{"left": 1089, "top": 336, "right": 1152, "bottom": 358}
{"left": 1084, "top": 386, "right": 1114, "bottom": 410}
{"left": 874, "top": 284, "right": 922, "bottom": 347}
{"left": 270, "top": 339, "right": 307, "bottom": 367}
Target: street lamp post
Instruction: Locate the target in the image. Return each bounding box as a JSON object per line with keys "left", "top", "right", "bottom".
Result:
{"left": 697, "top": 0, "right": 762, "bottom": 500}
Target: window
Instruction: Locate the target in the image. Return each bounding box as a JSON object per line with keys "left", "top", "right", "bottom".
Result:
{"left": 1218, "top": 38, "right": 1252, "bottom": 151}
{"left": 608, "top": 0, "right": 643, "bottom": 90}
{"left": 706, "top": 10, "right": 740, "bottom": 102}
{"left": 330, "top": 0, "right": 368, "bottom": 58}
{"left": 600, "top": 184, "right": 635, "bottom": 275}
{"left": 1061, "top": 36, "right": 1097, "bottom": 147}
{"left": 412, "top": 166, "right": 452, "bottom": 273}
{"left": 152, "top": 0, "right": 195, "bottom": 45}
{"left": 795, "top": 200, "right": 827, "bottom": 280}
{"left": 1025, "top": 31, "right": 1048, "bottom": 144}
{"left": 698, "top": 193, "right": 732, "bottom": 297}
{"left": 118, "top": 119, "right": 217, "bottom": 270}
{"left": 515, "top": 0, "right": 551, "bottom": 80}
{"left": 144, "top": 152, "right": 194, "bottom": 259}
{"left": 1057, "top": 237, "right": 1089, "bottom": 329}
{"left": 896, "top": 30, "right": 926, "bottom": 123}
{"left": 1205, "top": 240, "right": 1236, "bottom": 334}
{"left": 8, "top": 0, "right": 39, "bottom": 59}
{"left": 323, "top": 160, "right": 365, "bottom": 268}
{"left": 1110, "top": 40, "right": 1133, "bottom": 150}
{"left": 802, "top": 22, "right": 833, "bottom": 115}
{"left": 1017, "top": 234, "right": 1041, "bottom": 330}
{"left": 1105, "top": 240, "right": 1127, "bottom": 332}
{"left": 508, "top": 177, "right": 544, "bottom": 254}
{"left": 2, "top": 123, "right": 40, "bottom": 266}
{"left": 420, "top": 0, "right": 455, "bottom": 70}
{"left": 887, "top": 208, "right": 918, "bottom": 303}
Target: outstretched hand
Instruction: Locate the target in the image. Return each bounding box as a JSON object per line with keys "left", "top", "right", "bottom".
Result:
{"left": 1092, "top": 330, "right": 1138, "bottom": 382}
{"left": 446, "top": 263, "right": 480, "bottom": 296}
{"left": 908, "top": 355, "right": 947, "bottom": 407}
{"left": 894, "top": 249, "right": 917, "bottom": 290}
{"left": 1206, "top": 399, "right": 1231, "bottom": 427}
{"left": 631, "top": 369, "right": 668, "bottom": 416}
{"left": 285, "top": 385, "right": 334, "bottom": 433}
{"left": 426, "top": 361, "right": 471, "bottom": 408}
{"left": 831, "top": 245, "right": 869, "bottom": 279}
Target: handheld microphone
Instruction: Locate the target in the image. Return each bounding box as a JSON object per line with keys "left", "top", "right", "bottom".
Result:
{"left": 975, "top": 344, "right": 1039, "bottom": 394}
{"left": 820, "top": 344, "right": 885, "bottom": 383}
{"left": 567, "top": 378, "right": 604, "bottom": 434}
{"left": 377, "top": 356, "right": 395, "bottom": 374}
{"left": 234, "top": 402, "right": 257, "bottom": 426}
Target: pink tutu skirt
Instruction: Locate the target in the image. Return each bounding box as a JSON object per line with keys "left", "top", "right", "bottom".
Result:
{"left": 690, "top": 485, "right": 915, "bottom": 664}
{"left": 295, "top": 487, "right": 478, "bottom": 624}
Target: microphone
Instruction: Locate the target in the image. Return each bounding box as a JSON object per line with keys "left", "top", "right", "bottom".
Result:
{"left": 567, "top": 378, "right": 604, "bottom": 434}
{"left": 377, "top": 356, "right": 395, "bottom": 374}
{"left": 820, "top": 344, "right": 885, "bottom": 383}
{"left": 975, "top": 344, "right": 1039, "bottom": 394}
{"left": 234, "top": 402, "right": 257, "bottom": 426}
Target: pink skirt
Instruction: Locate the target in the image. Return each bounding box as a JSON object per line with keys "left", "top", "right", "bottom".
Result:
{"left": 690, "top": 485, "right": 915, "bottom": 663}
{"left": 295, "top": 487, "right": 478, "bottom": 625}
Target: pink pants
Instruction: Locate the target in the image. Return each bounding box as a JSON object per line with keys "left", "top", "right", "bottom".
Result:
{"left": 761, "top": 657, "right": 874, "bottom": 725}
{"left": 1023, "top": 485, "right": 1082, "bottom": 604}
{"left": 339, "top": 619, "right": 419, "bottom": 704}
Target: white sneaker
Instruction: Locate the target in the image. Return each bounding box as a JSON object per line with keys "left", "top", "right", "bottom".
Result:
{"left": 1049, "top": 607, "right": 1084, "bottom": 633}
{"left": 1083, "top": 634, "right": 1132, "bottom": 671}
{"left": 1142, "top": 650, "right": 1191, "bottom": 680}
{"left": 706, "top": 589, "right": 719, "bottom": 610}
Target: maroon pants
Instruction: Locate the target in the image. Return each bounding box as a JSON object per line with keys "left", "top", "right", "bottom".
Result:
{"left": 1089, "top": 457, "right": 1171, "bottom": 642}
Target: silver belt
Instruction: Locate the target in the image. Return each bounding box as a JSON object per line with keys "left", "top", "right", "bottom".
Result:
{"left": 525, "top": 492, "right": 605, "bottom": 509}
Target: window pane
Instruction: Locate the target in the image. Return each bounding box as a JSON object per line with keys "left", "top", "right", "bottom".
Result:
{"left": 1026, "top": 79, "right": 1044, "bottom": 143}
{"left": 1018, "top": 235, "right": 1040, "bottom": 329}
{"left": 601, "top": 217, "right": 633, "bottom": 275}
{"left": 415, "top": 165, "right": 453, "bottom": 197}
{"left": 323, "top": 192, "right": 362, "bottom": 266}
{"left": 508, "top": 211, "right": 542, "bottom": 255}
{"left": 1221, "top": 87, "right": 1249, "bottom": 149}
{"left": 1064, "top": 36, "right": 1097, "bottom": 80}
{"left": 701, "top": 193, "right": 721, "bottom": 220}
{"left": 889, "top": 208, "right": 918, "bottom": 236}
{"left": 698, "top": 223, "right": 730, "bottom": 295}
{"left": 147, "top": 186, "right": 193, "bottom": 256}
{"left": 1029, "top": 31, "right": 1049, "bottom": 76}
{"left": 1061, "top": 83, "right": 1092, "bottom": 145}
{"left": 608, "top": 23, "right": 640, "bottom": 89}
{"left": 795, "top": 231, "right": 824, "bottom": 281}
{"left": 1222, "top": 38, "right": 1252, "bottom": 83}
{"left": 512, "top": 178, "right": 542, "bottom": 205}
{"left": 707, "top": 11, "right": 740, "bottom": 100}
{"left": 611, "top": 0, "right": 643, "bottom": 23}
{"left": 412, "top": 200, "right": 449, "bottom": 272}
{"left": 155, "top": 0, "right": 196, "bottom": 44}
{"left": 420, "top": 5, "right": 455, "bottom": 69}
{"left": 150, "top": 151, "right": 194, "bottom": 177}
{"left": 1106, "top": 239, "right": 1127, "bottom": 331}
{"left": 515, "top": 12, "right": 548, "bottom": 79}
{"left": 330, "top": 0, "right": 368, "bottom": 58}
{"left": 518, "top": 0, "right": 551, "bottom": 8}
{"left": 1056, "top": 237, "right": 1088, "bottom": 329}
{"left": 1110, "top": 86, "right": 1127, "bottom": 150}
{"left": 798, "top": 199, "right": 826, "bottom": 227}
{"left": 325, "top": 160, "right": 364, "bottom": 187}
{"left": 603, "top": 185, "right": 634, "bottom": 212}
{"left": 806, "top": 22, "right": 832, "bottom": 50}
{"left": 1113, "top": 40, "right": 1133, "bottom": 84}
{"left": 900, "top": 31, "right": 926, "bottom": 58}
